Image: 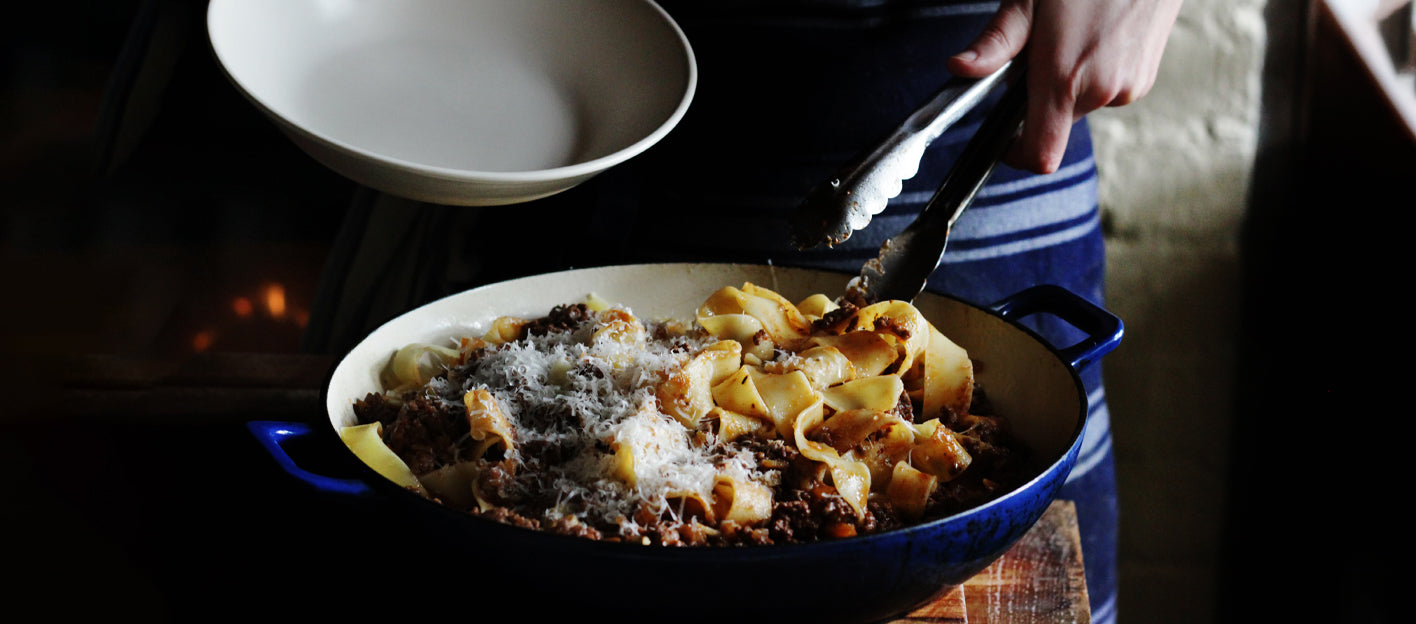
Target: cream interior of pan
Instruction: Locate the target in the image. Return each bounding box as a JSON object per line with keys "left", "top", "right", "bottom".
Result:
{"left": 325, "top": 264, "right": 1084, "bottom": 468}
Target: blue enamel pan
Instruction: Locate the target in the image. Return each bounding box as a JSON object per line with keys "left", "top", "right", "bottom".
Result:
{"left": 251, "top": 263, "right": 1120, "bottom": 623}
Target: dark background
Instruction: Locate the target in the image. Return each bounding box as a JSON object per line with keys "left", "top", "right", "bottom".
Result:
{"left": 2, "top": 2, "right": 375, "bottom": 618}
{"left": 3, "top": 1, "right": 1409, "bottom": 621}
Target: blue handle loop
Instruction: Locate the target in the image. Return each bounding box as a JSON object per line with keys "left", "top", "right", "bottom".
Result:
{"left": 247, "top": 420, "right": 373, "bottom": 497}
{"left": 990, "top": 284, "right": 1124, "bottom": 371}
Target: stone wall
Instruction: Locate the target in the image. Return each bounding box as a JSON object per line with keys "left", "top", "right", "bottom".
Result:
{"left": 1087, "top": 0, "right": 1270, "bottom": 622}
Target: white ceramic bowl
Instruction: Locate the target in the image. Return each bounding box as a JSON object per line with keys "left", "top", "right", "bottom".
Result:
{"left": 207, "top": 0, "right": 696, "bottom": 205}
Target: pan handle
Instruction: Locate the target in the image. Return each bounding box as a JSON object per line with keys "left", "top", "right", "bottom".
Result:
{"left": 990, "top": 285, "right": 1124, "bottom": 371}
{"left": 247, "top": 420, "right": 374, "bottom": 497}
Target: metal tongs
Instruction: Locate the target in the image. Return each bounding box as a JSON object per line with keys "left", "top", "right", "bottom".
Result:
{"left": 790, "top": 61, "right": 1028, "bottom": 304}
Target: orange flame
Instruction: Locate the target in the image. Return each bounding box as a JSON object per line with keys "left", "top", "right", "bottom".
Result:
{"left": 232, "top": 296, "right": 254, "bottom": 318}
{"left": 192, "top": 330, "right": 216, "bottom": 352}
{"left": 192, "top": 282, "right": 306, "bottom": 353}
{"left": 264, "top": 284, "right": 287, "bottom": 319}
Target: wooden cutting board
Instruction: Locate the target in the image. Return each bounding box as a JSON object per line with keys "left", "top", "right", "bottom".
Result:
{"left": 891, "top": 500, "right": 1091, "bottom": 623}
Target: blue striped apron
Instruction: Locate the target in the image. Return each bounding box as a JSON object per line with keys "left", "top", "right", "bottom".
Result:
{"left": 572, "top": 2, "right": 1118, "bottom": 620}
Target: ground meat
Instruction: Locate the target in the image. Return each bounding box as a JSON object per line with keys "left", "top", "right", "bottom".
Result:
{"left": 895, "top": 392, "right": 915, "bottom": 423}
{"left": 867, "top": 500, "right": 903, "bottom": 534}
{"left": 353, "top": 392, "right": 401, "bottom": 428}
{"left": 873, "top": 316, "right": 911, "bottom": 340}
{"left": 474, "top": 460, "right": 520, "bottom": 507}
{"left": 812, "top": 301, "right": 859, "bottom": 334}
{"left": 751, "top": 329, "right": 771, "bottom": 350}
{"left": 734, "top": 524, "right": 775, "bottom": 546}
{"left": 370, "top": 396, "right": 469, "bottom": 475}
{"left": 810, "top": 484, "right": 863, "bottom": 531}
{"left": 767, "top": 499, "right": 813, "bottom": 543}
{"left": 930, "top": 475, "right": 1005, "bottom": 516}
{"left": 727, "top": 435, "right": 799, "bottom": 471}
{"left": 766, "top": 482, "right": 881, "bottom": 544}
{"left": 928, "top": 429, "right": 1033, "bottom": 518}
{"left": 474, "top": 507, "right": 539, "bottom": 531}
{"left": 519, "top": 303, "right": 592, "bottom": 338}
{"left": 546, "top": 516, "right": 602, "bottom": 541}
{"left": 518, "top": 437, "right": 583, "bottom": 470}
{"left": 676, "top": 520, "right": 715, "bottom": 547}
{"left": 654, "top": 523, "right": 685, "bottom": 547}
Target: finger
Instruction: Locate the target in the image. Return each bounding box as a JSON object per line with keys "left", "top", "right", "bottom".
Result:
{"left": 1006, "top": 69, "right": 1074, "bottom": 174}
{"left": 1002, "top": 123, "right": 1071, "bottom": 175}
{"left": 1077, "top": 61, "right": 1150, "bottom": 112}
{"left": 946, "top": 0, "right": 1033, "bottom": 77}
{"left": 1103, "top": 78, "right": 1148, "bottom": 108}
{"left": 1104, "top": 49, "right": 1163, "bottom": 108}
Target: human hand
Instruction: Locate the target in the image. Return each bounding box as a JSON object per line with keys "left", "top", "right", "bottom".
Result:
{"left": 946, "top": 0, "right": 1184, "bottom": 174}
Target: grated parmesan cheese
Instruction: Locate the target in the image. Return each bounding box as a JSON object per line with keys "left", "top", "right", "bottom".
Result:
{"left": 434, "top": 306, "right": 774, "bottom": 536}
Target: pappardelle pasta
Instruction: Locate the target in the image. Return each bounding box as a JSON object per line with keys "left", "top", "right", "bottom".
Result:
{"left": 345, "top": 284, "right": 1032, "bottom": 546}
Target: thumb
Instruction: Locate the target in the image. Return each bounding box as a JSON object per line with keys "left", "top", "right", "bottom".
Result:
{"left": 947, "top": 1, "right": 1033, "bottom": 77}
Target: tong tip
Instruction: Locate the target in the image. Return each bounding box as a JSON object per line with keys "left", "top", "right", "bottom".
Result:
{"left": 788, "top": 215, "right": 852, "bottom": 250}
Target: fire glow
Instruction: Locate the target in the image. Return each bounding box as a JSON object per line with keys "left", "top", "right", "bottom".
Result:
{"left": 192, "top": 282, "right": 309, "bottom": 352}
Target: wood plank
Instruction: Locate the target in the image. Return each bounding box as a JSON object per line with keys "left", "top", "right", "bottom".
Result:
{"left": 54, "top": 353, "right": 336, "bottom": 389}
{"left": 892, "top": 586, "right": 969, "bottom": 623}
{"left": 10, "top": 353, "right": 334, "bottom": 422}
{"left": 892, "top": 501, "right": 1089, "bottom": 623}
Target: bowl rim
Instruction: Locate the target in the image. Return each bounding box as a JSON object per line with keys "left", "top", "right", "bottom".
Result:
{"left": 318, "top": 262, "right": 1089, "bottom": 556}
{"left": 205, "top": 0, "right": 698, "bottom": 184}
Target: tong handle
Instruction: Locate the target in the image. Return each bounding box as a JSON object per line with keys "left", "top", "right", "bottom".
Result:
{"left": 850, "top": 78, "right": 1029, "bottom": 304}
{"left": 914, "top": 78, "right": 1028, "bottom": 232}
